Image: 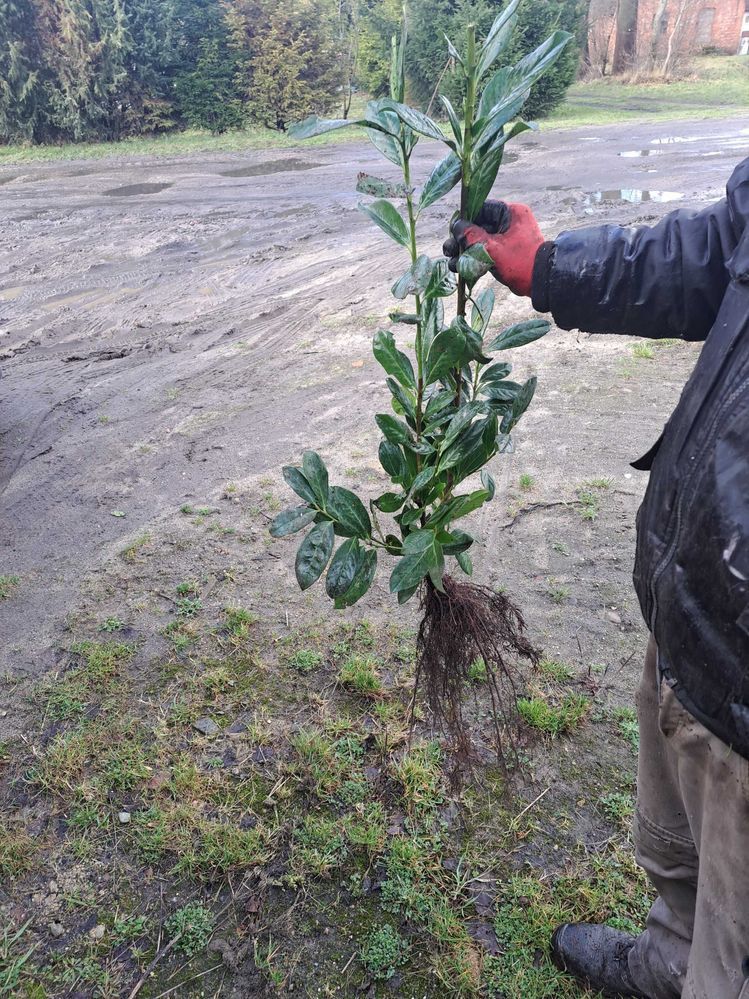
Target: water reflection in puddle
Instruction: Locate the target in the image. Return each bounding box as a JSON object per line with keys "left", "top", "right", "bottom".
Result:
{"left": 102, "top": 182, "right": 173, "bottom": 197}
{"left": 619, "top": 149, "right": 664, "bottom": 158}
{"left": 220, "top": 159, "right": 321, "bottom": 177}
{"left": 585, "top": 189, "right": 684, "bottom": 206}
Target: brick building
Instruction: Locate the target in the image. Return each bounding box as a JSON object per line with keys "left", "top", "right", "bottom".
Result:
{"left": 588, "top": 0, "right": 749, "bottom": 73}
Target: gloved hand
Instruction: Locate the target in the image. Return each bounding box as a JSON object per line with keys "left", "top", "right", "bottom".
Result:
{"left": 442, "top": 201, "right": 545, "bottom": 298}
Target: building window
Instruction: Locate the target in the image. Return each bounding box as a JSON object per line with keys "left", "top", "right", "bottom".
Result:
{"left": 695, "top": 7, "right": 715, "bottom": 47}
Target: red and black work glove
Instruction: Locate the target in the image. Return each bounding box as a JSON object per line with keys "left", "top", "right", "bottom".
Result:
{"left": 442, "top": 201, "right": 544, "bottom": 298}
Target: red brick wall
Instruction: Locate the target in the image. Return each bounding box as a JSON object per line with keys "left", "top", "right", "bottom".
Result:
{"left": 635, "top": 0, "right": 745, "bottom": 57}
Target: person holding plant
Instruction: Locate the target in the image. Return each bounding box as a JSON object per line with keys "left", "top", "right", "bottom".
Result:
{"left": 444, "top": 159, "right": 749, "bottom": 999}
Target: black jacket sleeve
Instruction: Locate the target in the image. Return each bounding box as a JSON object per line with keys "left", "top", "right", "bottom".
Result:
{"left": 531, "top": 157, "right": 749, "bottom": 342}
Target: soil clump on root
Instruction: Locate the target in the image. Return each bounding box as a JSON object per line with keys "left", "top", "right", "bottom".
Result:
{"left": 415, "top": 575, "right": 540, "bottom": 773}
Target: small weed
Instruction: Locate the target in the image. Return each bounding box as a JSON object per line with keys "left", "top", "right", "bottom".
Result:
{"left": 112, "top": 914, "right": 149, "bottom": 945}
{"left": 0, "top": 575, "right": 20, "bottom": 600}
{"left": 344, "top": 801, "right": 387, "bottom": 856}
{"left": 223, "top": 606, "right": 258, "bottom": 639}
{"left": 338, "top": 655, "right": 383, "bottom": 697}
{"left": 552, "top": 540, "right": 570, "bottom": 557}
{"left": 289, "top": 814, "right": 347, "bottom": 882}
{"left": 176, "top": 581, "right": 200, "bottom": 596}
{"left": 0, "top": 919, "right": 35, "bottom": 995}
{"left": 599, "top": 791, "right": 634, "bottom": 828}
{"left": 254, "top": 935, "right": 284, "bottom": 988}
{"left": 577, "top": 488, "right": 600, "bottom": 521}
{"left": 538, "top": 658, "right": 574, "bottom": 682}
{"left": 518, "top": 473, "right": 535, "bottom": 492}
{"left": 120, "top": 532, "right": 151, "bottom": 562}
{"left": 632, "top": 342, "right": 655, "bottom": 359}
{"left": 164, "top": 902, "right": 214, "bottom": 956}
{"left": 176, "top": 596, "right": 202, "bottom": 618}
{"left": 585, "top": 477, "right": 612, "bottom": 490}
{"left": 392, "top": 742, "right": 443, "bottom": 818}
{"left": 518, "top": 694, "right": 590, "bottom": 736}
{"left": 360, "top": 924, "right": 410, "bottom": 981}
{"left": 288, "top": 649, "right": 323, "bottom": 674}
{"left": 614, "top": 707, "right": 640, "bottom": 752}
{"left": 179, "top": 504, "right": 194, "bottom": 514}
{"left": 100, "top": 617, "right": 124, "bottom": 633}
{"left": 547, "top": 582, "right": 570, "bottom": 605}
{"left": 468, "top": 657, "right": 487, "bottom": 684}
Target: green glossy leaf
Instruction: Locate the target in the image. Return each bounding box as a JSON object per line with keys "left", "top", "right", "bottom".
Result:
{"left": 456, "top": 551, "right": 473, "bottom": 576}
{"left": 400, "top": 506, "right": 425, "bottom": 527}
{"left": 424, "top": 258, "right": 457, "bottom": 300}
{"left": 471, "top": 287, "right": 495, "bottom": 333}
{"left": 270, "top": 505, "right": 316, "bottom": 538}
{"left": 484, "top": 380, "right": 523, "bottom": 404}
{"left": 468, "top": 122, "right": 535, "bottom": 221}
{"left": 389, "top": 311, "right": 420, "bottom": 325}
{"left": 389, "top": 529, "right": 444, "bottom": 593}
{"left": 488, "top": 318, "right": 551, "bottom": 351}
{"left": 438, "top": 414, "right": 495, "bottom": 474}
{"left": 380, "top": 100, "right": 452, "bottom": 146}
{"left": 418, "top": 152, "right": 462, "bottom": 212}
{"left": 376, "top": 413, "right": 412, "bottom": 446}
{"left": 501, "top": 376, "right": 537, "bottom": 434}
{"left": 424, "top": 390, "right": 455, "bottom": 428}
{"left": 387, "top": 378, "right": 415, "bottom": 420}
{"left": 375, "top": 491, "right": 407, "bottom": 513}
{"left": 327, "top": 486, "right": 372, "bottom": 539}
{"left": 440, "top": 95, "right": 463, "bottom": 148}
{"left": 356, "top": 172, "right": 409, "bottom": 199}
{"left": 478, "top": 361, "right": 512, "bottom": 387}
{"left": 390, "top": 19, "right": 407, "bottom": 103}
{"left": 295, "top": 521, "right": 334, "bottom": 590}
{"left": 476, "top": 0, "right": 521, "bottom": 79}
{"left": 408, "top": 466, "right": 436, "bottom": 498}
{"left": 477, "top": 66, "right": 515, "bottom": 122}
{"left": 358, "top": 199, "right": 410, "bottom": 248}
{"left": 425, "top": 324, "right": 467, "bottom": 386}
{"left": 444, "top": 34, "right": 463, "bottom": 66}
{"left": 452, "top": 414, "right": 499, "bottom": 482}
{"left": 379, "top": 440, "right": 408, "bottom": 482}
{"left": 326, "top": 538, "right": 363, "bottom": 598}
{"left": 457, "top": 243, "right": 495, "bottom": 287}
{"left": 334, "top": 548, "right": 378, "bottom": 608}
{"left": 422, "top": 297, "right": 444, "bottom": 359}
{"left": 391, "top": 254, "right": 433, "bottom": 300}
{"left": 439, "top": 528, "right": 474, "bottom": 555}
{"left": 302, "top": 450, "right": 329, "bottom": 505}
{"left": 283, "top": 466, "right": 318, "bottom": 506}
{"left": 441, "top": 402, "right": 484, "bottom": 451}
{"left": 397, "top": 584, "right": 419, "bottom": 605}
{"left": 373, "top": 329, "right": 415, "bottom": 388}
{"left": 290, "top": 115, "right": 393, "bottom": 140}
{"left": 366, "top": 102, "right": 405, "bottom": 166}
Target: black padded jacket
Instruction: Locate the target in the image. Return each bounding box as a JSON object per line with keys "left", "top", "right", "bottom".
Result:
{"left": 531, "top": 157, "right": 749, "bottom": 759}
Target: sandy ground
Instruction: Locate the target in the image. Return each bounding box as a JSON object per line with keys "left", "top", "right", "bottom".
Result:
{"left": 1, "top": 115, "right": 748, "bottom": 714}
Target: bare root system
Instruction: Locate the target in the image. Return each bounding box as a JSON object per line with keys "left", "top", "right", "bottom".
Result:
{"left": 414, "top": 575, "right": 539, "bottom": 774}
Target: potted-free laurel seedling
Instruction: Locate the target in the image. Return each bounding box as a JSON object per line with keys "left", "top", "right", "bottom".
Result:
{"left": 272, "top": 4, "right": 572, "bottom": 759}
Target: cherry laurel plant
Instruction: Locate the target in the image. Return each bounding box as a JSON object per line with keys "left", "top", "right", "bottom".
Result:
{"left": 273, "top": 5, "right": 572, "bottom": 759}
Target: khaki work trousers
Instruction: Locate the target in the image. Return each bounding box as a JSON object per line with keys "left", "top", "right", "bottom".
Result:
{"left": 627, "top": 639, "right": 749, "bottom": 999}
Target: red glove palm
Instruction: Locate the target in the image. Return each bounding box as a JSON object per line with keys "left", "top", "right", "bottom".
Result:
{"left": 443, "top": 201, "right": 544, "bottom": 298}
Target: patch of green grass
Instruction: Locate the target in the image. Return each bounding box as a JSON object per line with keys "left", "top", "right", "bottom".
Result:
{"left": 0, "top": 823, "right": 36, "bottom": 878}
{"left": 537, "top": 658, "right": 574, "bottom": 682}
{"left": 546, "top": 582, "right": 570, "bottom": 605}
{"left": 632, "top": 342, "right": 655, "bottom": 360}
{"left": 164, "top": 902, "right": 214, "bottom": 957}
{"left": 392, "top": 742, "right": 443, "bottom": 818}
{"left": 45, "top": 641, "right": 136, "bottom": 720}
{"left": 0, "top": 919, "right": 35, "bottom": 995}
{"left": 518, "top": 694, "right": 590, "bottom": 737}
{"left": 176, "top": 581, "right": 200, "bottom": 596}
{"left": 551, "top": 540, "right": 570, "bottom": 557}
{"left": 360, "top": 924, "right": 410, "bottom": 981}
{"left": 584, "top": 477, "right": 612, "bottom": 490}
{"left": 468, "top": 657, "right": 487, "bottom": 684}
{"left": 179, "top": 504, "right": 194, "bottom": 514}
{"left": 0, "top": 575, "right": 19, "bottom": 600}
{"left": 344, "top": 801, "right": 388, "bottom": 857}
{"left": 289, "top": 814, "right": 347, "bottom": 883}
{"left": 338, "top": 655, "right": 383, "bottom": 697}
{"left": 599, "top": 791, "right": 635, "bottom": 829}
{"left": 120, "top": 532, "right": 151, "bottom": 562}
{"left": 576, "top": 487, "right": 600, "bottom": 521}
{"left": 99, "top": 616, "right": 124, "bottom": 633}
{"left": 287, "top": 648, "right": 323, "bottom": 674}
{"left": 176, "top": 596, "right": 202, "bottom": 618}
{"left": 614, "top": 707, "right": 640, "bottom": 752}
{"left": 484, "top": 846, "right": 653, "bottom": 997}
{"left": 518, "top": 473, "right": 535, "bottom": 492}
{"left": 111, "top": 914, "right": 149, "bottom": 945}
{"left": 222, "top": 606, "right": 258, "bottom": 639}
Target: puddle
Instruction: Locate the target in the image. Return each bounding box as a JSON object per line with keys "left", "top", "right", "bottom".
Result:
{"left": 619, "top": 149, "right": 664, "bottom": 158}
{"left": 585, "top": 189, "right": 684, "bottom": 206}
{"left": 102, "top": 182, "right": 173, "bottom": 197}
{"left": 219, "top": 159, "right": 322, "bottom": 177}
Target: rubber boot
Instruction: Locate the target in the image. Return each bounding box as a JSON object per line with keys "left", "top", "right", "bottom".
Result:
{"left": 551, "top": 924, "right": 651, "bottom": 998}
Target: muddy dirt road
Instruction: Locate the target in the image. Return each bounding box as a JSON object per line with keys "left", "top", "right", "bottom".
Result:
{"left": 1, "top": 116, "right": 748, "bottom": 703}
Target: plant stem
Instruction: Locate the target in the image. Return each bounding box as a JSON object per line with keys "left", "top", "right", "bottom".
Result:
{"left": 454, "top": 23, "right": 477, "bottom": 410}
{"left": 403, "top": 146, "right": 425, "bottom": 462}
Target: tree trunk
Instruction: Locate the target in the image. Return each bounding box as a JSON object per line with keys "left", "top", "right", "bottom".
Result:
{"left": 612, "top": 0, "right": 638, "bottom": 73}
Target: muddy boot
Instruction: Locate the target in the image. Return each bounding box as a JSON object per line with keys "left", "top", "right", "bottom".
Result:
{"left": 551, "top": 924, "right": 650, "bottom": 998}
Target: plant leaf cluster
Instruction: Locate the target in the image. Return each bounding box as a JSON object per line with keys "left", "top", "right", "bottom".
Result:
{"left": 273, "top": 8, "right": 571, "bottom": 606}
